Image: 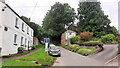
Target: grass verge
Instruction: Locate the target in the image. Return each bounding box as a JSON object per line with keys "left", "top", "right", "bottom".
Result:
{"left": 18, "top": 45, "right": 56, "bottom": 66}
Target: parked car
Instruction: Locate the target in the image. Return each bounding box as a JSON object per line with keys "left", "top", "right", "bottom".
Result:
{"left": 48, "top": 46, "right": 61, "bottom": 57}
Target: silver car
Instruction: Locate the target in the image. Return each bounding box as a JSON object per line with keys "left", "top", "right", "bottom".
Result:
{"left": 48, "top": 46, "right": 61, "bottom": 57}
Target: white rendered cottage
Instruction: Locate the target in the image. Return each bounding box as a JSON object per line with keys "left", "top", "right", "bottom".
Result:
{"left": 0, "top": 2, "right": 34, "bottom": 56}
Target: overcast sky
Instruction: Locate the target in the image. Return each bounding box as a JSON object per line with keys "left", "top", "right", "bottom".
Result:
{"left": 5, "top": 0, "right": 119, "bottom": 29}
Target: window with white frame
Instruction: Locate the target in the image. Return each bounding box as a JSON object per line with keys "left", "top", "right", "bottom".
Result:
{"left": 14, "top": 34, "right": 17, "bottom": 45}
{"left": 21, "top": 37, "right": 23, "bottom": 46}
{"left": 22, "top": 23, "right": 24, "bottom": 32}
{"left": 27, "top": 27, "right": 29, "bottom": 35}
{"left": 15, "top": 18, "right": 19, "bottom": 29}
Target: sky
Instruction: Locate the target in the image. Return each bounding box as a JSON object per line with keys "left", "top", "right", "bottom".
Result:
{"left": 5, "top": 0, "right": 119, "bottom": 29}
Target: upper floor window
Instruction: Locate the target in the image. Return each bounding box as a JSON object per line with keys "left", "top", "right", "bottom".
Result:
{"left": 14, "top": 34, "right": 17, "bottom": 45}
{"left": 31, "top": 30, "right": 32, "bottom": 37}
{"left": 27, "top": 27, "right": 29, "bottom": 35}
{"left": 15, "top": 18, "right": 19, "bottom": 29}
{"left": 22, "top": 23, "right": 24, "bottom": 32}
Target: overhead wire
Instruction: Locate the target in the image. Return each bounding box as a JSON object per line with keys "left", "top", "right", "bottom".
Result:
{"left": 29, "top": 0, "right": 39, "bottom": 20}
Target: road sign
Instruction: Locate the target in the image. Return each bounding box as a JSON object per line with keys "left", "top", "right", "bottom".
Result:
{"left": 44, "top": 38, "right": 50, "bottom": 43}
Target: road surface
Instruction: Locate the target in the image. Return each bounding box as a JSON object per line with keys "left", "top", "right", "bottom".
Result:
{"left": 53, "top": 47, "right": 104, "bottom": 66}
{"left": 53, "top": 44, "right": 118, "bottom": 66}
{"left": 89, "top": 44, "right": 118, "bottom": 63}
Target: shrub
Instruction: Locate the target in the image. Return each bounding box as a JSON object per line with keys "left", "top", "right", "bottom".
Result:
{"left": 69, "top": 36, "right": 80, "bottom": 44}
{"left": 31, "top": 45, "right": 36, "bottom": 50}
{"left": 83, "top": 41, "right": 103, "bottom": 47}
{"left": 80, "top": 31, "right": 93, "bottom": 41}
{"left": 77, "top": 48, "right": 96, "bottom": 56}
{"left": 101, "top": 34, "right": 115, "bottom": 43}
{"left": 115, "top": 36, "right": 120, "bottom": 41}
{"left": 18, "top": 47, "right": 24, "bottom": 53}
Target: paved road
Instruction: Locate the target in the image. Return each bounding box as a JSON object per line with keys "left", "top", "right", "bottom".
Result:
{"left": 53, "top": 47, "right": 104, "bottom": 66}
{"left": 89, "top": 44, "right": 118, "bottom": 63}
{"left": 53, "top": 44, "right": 118, "bottom": 66}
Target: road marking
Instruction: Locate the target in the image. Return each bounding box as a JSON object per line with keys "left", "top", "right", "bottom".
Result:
{"left": 105, "top": 56, "right": 118, "bottom": 64}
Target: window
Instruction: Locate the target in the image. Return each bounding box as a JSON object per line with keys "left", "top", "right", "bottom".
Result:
{"left": 21, "top": 37, "right": 23, "bottom": 46}
{"left": 25, "top": 38, "right": 27, "bottom": 47}
{"left": 22, "top": 23, "right": 24, "bottom": 32}
{"left": 14, "top": 34, "right": 17, "bottom": 45}
{"left": 15, "top": 18, "right": 19, "bottom": 29}
{"left": 31, "top": 30, "right": 32, "bottom": 37}
{"left": 4, "top": 27, "right": 8, "bottom": 31}
{"left": 27, "top": 27, "right": 29, "bottom": 35}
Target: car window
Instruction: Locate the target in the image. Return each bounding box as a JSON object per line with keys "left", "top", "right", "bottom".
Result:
{"left": 50, "top": 46, "right": 59, "bottom": 50}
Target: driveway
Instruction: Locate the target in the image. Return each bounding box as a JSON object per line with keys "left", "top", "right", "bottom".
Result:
{"left": 89, "top": 44, "right": 118, "bottom": 63}
{"left": 53, "top": 47, "right": 104, "bottom": 66}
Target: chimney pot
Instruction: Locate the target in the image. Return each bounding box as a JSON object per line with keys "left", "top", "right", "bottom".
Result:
{"left": 0, "top": 0, "right": 5, "bottom": 3}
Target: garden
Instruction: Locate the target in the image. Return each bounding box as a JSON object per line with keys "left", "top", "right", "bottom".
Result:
{"left": 2, "top": 45, "right": 56, "bottom": 68}
{"left": 62, "top": 31, "right": 120, "bottom": 56}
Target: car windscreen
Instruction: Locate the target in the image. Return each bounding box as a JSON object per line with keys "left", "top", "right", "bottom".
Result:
{"left": 50, "top": 46, "right": 59, "bottom": 50}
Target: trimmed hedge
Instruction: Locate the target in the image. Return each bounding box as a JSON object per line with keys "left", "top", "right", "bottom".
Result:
{"left": 77, "top": 48, "right": 96, "bottom": 56}
{"left": 77, "top": 41, "right": 103, "bottom": 47}
{"left": 69, "top": 36, "right": 80, "bottom": 44}
{"left": 61, "top": 45, "right": 96, "bottom": 56}
{"left": 83, "top": 41, "right": 103, "bottom": 46}
{"left": 101, "top": 34, "right": 115, "bottom": 43}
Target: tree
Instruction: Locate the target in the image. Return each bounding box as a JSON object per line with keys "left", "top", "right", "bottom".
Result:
{"left": 77, "top": 0, "right": 118, "bottom": 37}
{"left": 42, "top": 2, "right": 76, "bottom": 44}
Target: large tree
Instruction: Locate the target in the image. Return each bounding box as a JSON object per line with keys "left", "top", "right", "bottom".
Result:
{"left": 42, "top": 2, "right": 76, "bottom": 44}
{"left": 77, "top": 0, "right": 118, "bottom": 37}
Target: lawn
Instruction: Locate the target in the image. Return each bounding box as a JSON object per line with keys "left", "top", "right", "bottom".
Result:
{"left": 18, "top": 45, "right": 56, "bottom": 66}
{"left": 2, "top": 45, "right": 56, "bottom": 67}
{"left": 2, "top": 60, "right": 45, "bottom": 68}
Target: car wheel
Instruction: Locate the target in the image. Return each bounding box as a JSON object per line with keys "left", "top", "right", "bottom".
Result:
{"left": 59, "top": 54, "right": 61, "bottom": 57}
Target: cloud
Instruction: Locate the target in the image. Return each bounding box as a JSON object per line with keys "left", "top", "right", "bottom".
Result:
{"left": 5, "top": 0, "right": 118, "bottom": 29}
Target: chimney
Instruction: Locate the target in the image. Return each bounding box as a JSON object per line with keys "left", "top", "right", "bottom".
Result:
{"left": 0, "top": 0, "right": 5, "bottom": 3}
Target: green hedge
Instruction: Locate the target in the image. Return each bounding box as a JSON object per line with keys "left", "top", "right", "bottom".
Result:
{"left": 77, "top": 41, "right": 103, "bottom": 47}
{"left": 101, "top": 34, "right": 115, "bottom": 43}
{"left": 83, "top": 41, "right": 103, "bottom": 46}
{"left": 61, "top": 45, "right": 96, "bottom": 56}
{"left": 69, "top": 36, "right": 80, "bottom": 44}
{"left": 77, "top": 48, "right": 96, "bottom": 56}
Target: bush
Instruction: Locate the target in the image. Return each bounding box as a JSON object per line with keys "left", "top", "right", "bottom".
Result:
{"left": 83, "top": 41, "right": 103, "bottom": 47}
{"left": 80, "top": 31, "right": 93, "bottom": 41}
{"left": 18, "top": 47, "right": 24, "bottom": 53}
{"left": 101, "top": 34, "right": 115, "bottom": 43}
{"left": 77, "top": 48, "right": 96, "bottom": 56}
{"left": 31, "top": 45, "right": 36, "bottom": 50}
{"left": 69, "top": 36, "right": 80, "bottom": 44}
{"left": 115, "top": 36, "right": 120, "bottom": 41}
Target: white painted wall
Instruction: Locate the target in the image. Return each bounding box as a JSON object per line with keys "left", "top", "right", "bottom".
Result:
{"left": 0, "top": 2, "right": 34, "bottom": 56}
{"left": 65, "top": 30, "right": 76, "bottom": 40}
{"left": 0, "top": 3, "right": 3, "bottom": 53}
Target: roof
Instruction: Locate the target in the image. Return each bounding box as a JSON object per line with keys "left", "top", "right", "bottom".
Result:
{"left": 4, "top": 3, "right": 33, "bottom": 29}
{"left": 65, "top": 30, "right": 76, "bottom": 33}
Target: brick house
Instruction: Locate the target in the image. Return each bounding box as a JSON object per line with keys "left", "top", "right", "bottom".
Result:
{"left": 61, "top": 30, "right": 76, "bottom": 45}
